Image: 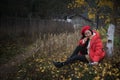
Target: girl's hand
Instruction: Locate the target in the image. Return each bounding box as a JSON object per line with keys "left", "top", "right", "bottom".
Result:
{"left": 83, "top": 37, "right": 88, "bottom": 43}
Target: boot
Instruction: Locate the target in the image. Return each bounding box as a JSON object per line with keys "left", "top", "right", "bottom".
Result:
{"left": 53, "top": 61, "right": 64, "bottom": 68}
{"left": 53, "top": 57, "right": 74, "bottom": 68}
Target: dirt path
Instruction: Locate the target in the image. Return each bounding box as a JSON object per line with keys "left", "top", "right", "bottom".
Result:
{"left": 0, "top": 46, "right": 40, "bottom": 79}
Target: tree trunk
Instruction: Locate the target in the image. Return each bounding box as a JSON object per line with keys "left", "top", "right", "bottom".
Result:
{"left": 112, "top": 0, "right": 117, "bottom": 26}
{"left": 95, "top": 13, "right": 99, "bottom": 29}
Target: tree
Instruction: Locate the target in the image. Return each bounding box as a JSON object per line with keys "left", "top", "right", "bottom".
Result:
{"left": 69, "top": 0, "right": 118, "bottom": 28}
{"left": 112, "top": 0, "right": 120, "bottom": 26}
{"left": 85, "top": 0, "right": 113, "bottom": 29}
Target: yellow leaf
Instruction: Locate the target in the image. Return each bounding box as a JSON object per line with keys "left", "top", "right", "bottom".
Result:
{"left": 68, "top": 77, "right": 72, "bottom": 80}
{"left": 41, "top": 69, "right": 44, "bottom": 72}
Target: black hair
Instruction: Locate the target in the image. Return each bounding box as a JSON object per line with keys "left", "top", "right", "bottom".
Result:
{"left": 81, "top": 33, "right": 85, "bottom": 39}
{"left": 89, "top": 29, "right": 93, "bottom": 35}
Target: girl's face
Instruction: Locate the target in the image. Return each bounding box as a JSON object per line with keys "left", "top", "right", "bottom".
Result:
{"left": 84, "top": 30, "right": 92, "bottom": 38}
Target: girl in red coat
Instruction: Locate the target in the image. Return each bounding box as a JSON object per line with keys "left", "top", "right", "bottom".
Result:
{"left": 53, "top": 25, "right": 105, "bottom": 68}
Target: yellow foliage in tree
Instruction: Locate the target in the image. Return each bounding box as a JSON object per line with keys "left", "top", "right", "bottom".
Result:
{"left": 68, "top": 0, "right": 113, "bottom": 10}
{"left": 88, "top": 13, "right": 95, "bottom": 19}
{"left": 68, "top": 0, "right": 86, "bottom": 9}
{"left": 75, "top": 0, "right": 86, "bottom": 5}
{"left": 105, "top": 18, "right": 111, "bottom": 24}
{"left": 99, "top": 0, "right": 113, "bottom": 9}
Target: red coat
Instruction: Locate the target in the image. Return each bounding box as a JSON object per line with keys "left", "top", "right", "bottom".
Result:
{"left": 78, "top": 30, "right": 105, "bottom": 62}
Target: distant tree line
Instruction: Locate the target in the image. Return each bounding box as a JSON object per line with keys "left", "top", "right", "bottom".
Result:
{"left": 0, "top": 0, "right": 74, "bottom": 19}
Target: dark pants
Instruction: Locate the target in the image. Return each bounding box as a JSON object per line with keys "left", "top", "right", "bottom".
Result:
{"left": 63, "top": 45, "right": 89, "bottom": 65}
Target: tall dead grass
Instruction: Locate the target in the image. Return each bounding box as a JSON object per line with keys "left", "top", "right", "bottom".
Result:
{"left": 31, "top": 30, "right": 80, "bottom": 60}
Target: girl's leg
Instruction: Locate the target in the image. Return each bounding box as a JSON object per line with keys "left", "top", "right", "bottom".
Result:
{"left": 53, "top": 55, "right": 89, "bottom": 68}
{"left": 63, "top": 55, "right": 89, "bottom": 65}
{"left": 70, "top": 45, "right": 87, "bottom": 58}
{"left": 53, "top": 45, "right": 88, "bottom": 68}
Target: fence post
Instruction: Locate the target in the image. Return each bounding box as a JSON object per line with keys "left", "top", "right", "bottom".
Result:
{"left": 106, "top": 24, "right": 115, "bottom": 57}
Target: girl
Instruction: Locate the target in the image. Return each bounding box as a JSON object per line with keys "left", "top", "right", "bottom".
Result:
{"left": 53, "top": 26, "right": 105, "bottom": 68}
